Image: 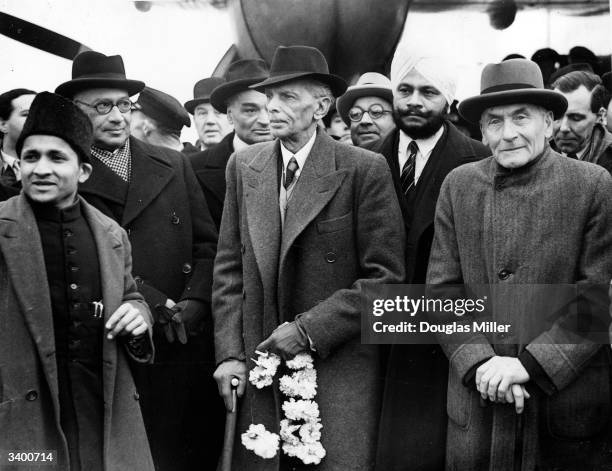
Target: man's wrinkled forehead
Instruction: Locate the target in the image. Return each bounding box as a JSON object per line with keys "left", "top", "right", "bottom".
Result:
{"left": 73, "top": 87, "right": 130, "bottom": 101}
{"left": 481, "top": 103, "right": 549, "bottom": 122}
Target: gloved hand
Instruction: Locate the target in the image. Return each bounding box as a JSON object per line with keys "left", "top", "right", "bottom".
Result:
{"left": 155, "top": 304, "right": 188, "bottom": 344}
{"left": 256, "top": 321, "right": 309, "bottom": 360}
{"left": 171, "top": 299, "right": 208, "bottom": 337}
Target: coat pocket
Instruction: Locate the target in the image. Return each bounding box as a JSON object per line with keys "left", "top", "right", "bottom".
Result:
{"left": 316, "top": 211, "right": 352, "bottom": 234}
{"left": 447, "top": 369, "right": 472, "bottom": 430}
{"left": 545, "top": 360, "right": 611, "bottom": 440}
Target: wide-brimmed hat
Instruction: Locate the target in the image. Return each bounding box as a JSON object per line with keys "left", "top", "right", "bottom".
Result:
{"left": 250, "top": 46, "right": 347, "bottom": 98}
{"left": 17, "top": 92, "right": 93, "bottom": 163}
{"left": 459, "top": 59, "right": 567, "bottom": 124}
{"left": 210, "top": 60, "right": 270, "bottom": 113}
{"left": 184, "top": 77, "right": 226, "bottom": 114}
{"left": 336, "top": 72, "right": 393, "bottom": 125}
{"left": 55, "top": 51, "right": 145, "bottom": 98}
{"left": 136, "top": 87, "right": 191, "bottom": 132}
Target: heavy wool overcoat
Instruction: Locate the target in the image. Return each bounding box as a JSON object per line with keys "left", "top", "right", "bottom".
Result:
{"left": 0, "top": 194, "right": 154, "bottom": 471}
{"left": 213, "top": 130, "right": 406, "bottom": 471}
{"left": 427, "top": 148, "right": 612, "bottom": 471}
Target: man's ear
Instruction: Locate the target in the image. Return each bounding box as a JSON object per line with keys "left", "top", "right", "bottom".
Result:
{"left": 596, "top": 106, "right": 607, "bottom": 125}
{"left": 0, "top": 119, "right": 8, "bottom": 134}
{"left": 226, "top": 108, "right": 234, "bottom": 126}
{"left": 78, "top": 162, "right": 93, "bottom": 184}
{"left": 314, "top": 96, "right": 332, "bottom": 121}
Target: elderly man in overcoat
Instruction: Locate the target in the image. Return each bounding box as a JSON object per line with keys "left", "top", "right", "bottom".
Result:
{"left": 427, "top": 59, "right": 612, "bottom": 470}
{"left": 0, "top": 92, "right": 154, "bottom": 470}
{"left": 55, "top": 51, "right": 219, "bottom": 470}
{"left": 212, "top": 45, "right": 405, "bottom": 471}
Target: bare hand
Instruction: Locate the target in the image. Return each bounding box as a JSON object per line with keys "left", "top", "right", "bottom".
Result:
{"left": 105, "top": 303, "right": 148, "bottom": 339}
{"left": 502, "top": 383, "right": 531, "bottom": 414}
{"left": 213, "top": 360, "right": 247, "bottom": 411}
{"left": 476, "top": 356, "right": 530, "bottom": 402}
{"left": 256, "top": 322, "right": 308, "bottom": 360}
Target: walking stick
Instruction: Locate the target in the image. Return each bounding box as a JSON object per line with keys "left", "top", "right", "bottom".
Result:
{"left": 217, "top": 377, "right": 239, "bottom": 471}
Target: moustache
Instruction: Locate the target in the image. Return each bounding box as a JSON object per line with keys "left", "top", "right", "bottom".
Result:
{"left": 397, "top": 108, "right": 428, "bottom": 118}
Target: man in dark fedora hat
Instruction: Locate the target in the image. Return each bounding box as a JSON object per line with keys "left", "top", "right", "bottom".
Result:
{"left": 190, "top": 59, "right": 272, "bottom": 230}
{"left": 0, "top": 91, "right": 155, "bottom": 470}
{"left": 56, "top": 50, "right": 219, "bottom": 471}
{"left": 427, "top": 58, "right": 612, "bottom": 470}
{"left": 213, "top": 45, "right": 405, "bottom": 470}
{"left": 183, "top": 77, "right": 233, "bottom": 154}
{"left": 131, "top": 86, "right": 191, "bottom": 152}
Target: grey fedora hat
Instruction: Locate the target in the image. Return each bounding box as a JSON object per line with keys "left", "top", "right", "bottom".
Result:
{"left": 459, "top": 59, "right": 567, "bottom": 124}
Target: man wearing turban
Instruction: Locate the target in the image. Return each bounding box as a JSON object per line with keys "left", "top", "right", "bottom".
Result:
{"left": 374, "top": 48, "right": 489, "bottom": 471}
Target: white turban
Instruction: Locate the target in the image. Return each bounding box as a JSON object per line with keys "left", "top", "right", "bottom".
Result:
{"left": 390, "top": 48, "right": 457, "bottom": 105}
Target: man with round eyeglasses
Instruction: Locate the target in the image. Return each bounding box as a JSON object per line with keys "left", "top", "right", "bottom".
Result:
{"left": 56, "top": 51, "right": 219, "bottom": 471}
{"left": 336, "top": 72, "right": 395, "bottom": 147}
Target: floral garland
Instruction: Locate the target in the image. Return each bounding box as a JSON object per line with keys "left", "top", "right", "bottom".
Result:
{"left": 241, "top": 351, "right": 326, "bottom": 465}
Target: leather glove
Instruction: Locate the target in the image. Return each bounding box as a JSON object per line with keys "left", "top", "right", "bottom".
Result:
{"left": 171, "top": 299, "right": 207, "bottom": 337}
{"left": 155, "top": 304, "right": 188, "bottom": 344}
{"left": 256, "top": 321, "right": 309, "bottom": 360}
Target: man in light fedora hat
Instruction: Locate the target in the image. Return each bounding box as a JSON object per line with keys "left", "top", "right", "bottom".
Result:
{"left": 336, "top": 72, "right": 395, "bottom": 147}
{"left": 183, "top": 77, "right": 233, "bottom": 154}
{"left": 56, "top": 50, "right": 219, "bottom": 471}
{"left": 427, "top": 58, "right": 612, "bottom": 470}
{"left": 190, "top": 59, "right": 272, "bottom": 230}
{"left": 212, "top": 45, "right": 405, "bottom": 470}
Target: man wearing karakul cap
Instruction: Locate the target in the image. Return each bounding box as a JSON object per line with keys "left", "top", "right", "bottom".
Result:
{"left": 212, "top": 45, "right": 405, "bottom": 470}
{"left": 375, "top": 48, "right": 489, "bottom": 471}
{"left": 0, "top": 92, "right": 154, "bottom": 470}
{"left": 428, "top": 58, "right": 612, "bottom": 470}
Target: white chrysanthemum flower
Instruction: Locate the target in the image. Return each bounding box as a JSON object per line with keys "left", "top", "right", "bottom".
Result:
{"left": 297, "top": 441, "right": 326, "bottom": 465}
{"left": 286, "top": 352, "right": 314, "bottom": 370}
{"left": 279, "top": 419, "right": 300, "bottom": 446}
{"left": 253, "top": 351, "right": 281, "bottom": 375}
{"left": 241, "top": 424, "right": 279, "bottom": 459}
{"left": 282, "top": 399, "right": 320, "bottom": 421}
{"left": 279, "top": 368, "right": 317, "bottom": 399}
{"left": 299, "top": 420, "right": 322, "bottom": 444}
{"left": 249, "top": 366, "right": 274, "bottom": 389}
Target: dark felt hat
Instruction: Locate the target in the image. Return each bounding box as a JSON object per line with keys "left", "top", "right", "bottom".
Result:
{"left": 531, "top": 48, "right": 560, "bottom": 63}
{"left": 549, "top": 62, "right": 594, "bottom": 86}
{"left": 184, "top": 77, "right": 226, "bottom": 114}
{"left": 250, "top": 46, "right": 347, "bottom": 98}
{"left": 459, "top": 59, "right": 568, "bottom": 124}
{"left": 55, "top": 51, "right": 145, "bottom": 98}
{"left": 210, "top": 60, "right": 270, "bottom": 113}
{"left": 136, "top": 86, "right": 191, "bottom": 132}
{"left": 16, "top": 92, "right": 93, "bottom": 163}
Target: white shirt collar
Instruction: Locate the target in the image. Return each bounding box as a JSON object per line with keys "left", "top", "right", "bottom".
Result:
{"left": 1, "top": 150, "right": 20, "bottom": 180}
{"left": 233, "top": 133, "right": 250, "bottom": 153}
{"left": 398, "top": 125, "right": 445, "bottom": 184}
{"left": 279, "top": 129, "right": 317, "bottom": 175}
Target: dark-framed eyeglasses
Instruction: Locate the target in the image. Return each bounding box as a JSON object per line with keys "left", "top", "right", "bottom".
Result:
{"left": 348, "top": 104, "right": 392, "bottom": 122}
{"left": 75, "top": 98, "right": 133, "bottom": 115}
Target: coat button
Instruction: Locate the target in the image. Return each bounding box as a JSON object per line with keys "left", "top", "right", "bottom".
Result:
{"left": 325, "top": 252, "right": 337, "bottom": 263}
{"left": 70, "top": 283, "right": 78, "bottom": 290}
{"left": 171, "top": 214, "right": 180, "bottom": 225}
{"left": 25, "top": 390, "right": 38, "bottom": 401}
{"left": 64, "top": 229, "right": 73, "bottom": 237}
{"left": 498, "top": 269, "right": 511, "bottom": 280}
{"left": 182, "top": 263, "right": 192, "bottom": 274}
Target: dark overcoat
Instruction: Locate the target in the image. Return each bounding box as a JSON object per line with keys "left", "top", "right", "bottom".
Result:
{"left": 374, "top": 123, "right": 489, "bottom": 471}
{"left": 427, "top": 148, "right": 612, "bottom": 470}
{"left": 213, "top": 130, "right": 406, "bottom": 471}
{"left": 79, "top": 136, "right": 221, "bottom": 470}
{"left": 191, "top": 131, "right": 235, "bottom": 231}
{"left": 0, "top": 194, "right": 154, "bottom": 471}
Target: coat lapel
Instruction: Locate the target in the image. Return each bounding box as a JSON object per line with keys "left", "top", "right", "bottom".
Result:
{"left": 122, "top": 138, "right": 174, "bottom": 226}
{"left": 79, "top": 156, "right": 129, "bottom": 206}
{"left": 0, "top": 195, "right": 59, "bottom": 403}
{"left": 279, "top": 132, "right": 347, "bottom": 269}
{"left": 244, "top": 142, "right": 282, "bottom": 298}
{"left": 80, "top": 199, "right": 121, "bottom": 409}
{"left": 196, "top": 133, "right": 234, "bottom": 206}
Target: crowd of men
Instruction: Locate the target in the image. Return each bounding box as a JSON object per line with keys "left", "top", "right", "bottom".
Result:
{"left": 0, "top": 39, "right": 611, "bottom": 471}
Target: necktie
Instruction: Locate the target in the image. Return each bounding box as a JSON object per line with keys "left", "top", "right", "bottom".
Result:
{"left": 400, "top": 140, "right": 418, "bottom": 196}
{"left": 1, "top": 163, "right": 17, "bottom": 186}
{"left": 284, "top": 157, "right": 299, "bottom": 189}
